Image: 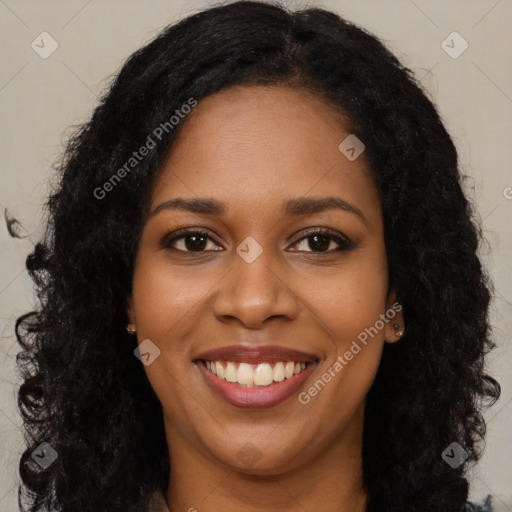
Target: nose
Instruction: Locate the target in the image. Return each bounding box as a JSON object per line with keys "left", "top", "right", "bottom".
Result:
{"left": 212, "top": 248, "right": 299, "bottom": 329}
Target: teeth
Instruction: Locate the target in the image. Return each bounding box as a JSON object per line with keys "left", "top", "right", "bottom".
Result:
{"left": 215, "top": 361, "right": 225, "bottom": 379}
{"left": 254, "top": 363, "right": 274, "bottom": 386}
{"left": 273, "top": 362, "right": 285, "bottom": 382}
{"left": 206, "top": 361, "right": 216, "bottom": 374}
{"left": 237, "top": 363, "right": 254, "bottom": 386}
{"left": 204, "top": 360, "right": 310, "bottom": 387}
{"left": 285, "top": 361, "right": 295, "bottom": 378}
{"left": 225, "top": 362, "right": 237, "bottom": 382}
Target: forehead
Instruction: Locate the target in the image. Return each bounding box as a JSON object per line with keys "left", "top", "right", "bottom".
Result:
{"left": 150, "top": 85, "right": 381, "bottom": 227}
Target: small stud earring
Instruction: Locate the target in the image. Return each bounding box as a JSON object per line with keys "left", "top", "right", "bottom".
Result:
{"left": 126, "top": 325, "right": 136, "bottom": 335}
{"left": 393, "top": 324, "right": 404, "bottom": 337}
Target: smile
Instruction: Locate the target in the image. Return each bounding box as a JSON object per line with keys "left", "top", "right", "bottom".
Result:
{"left": 197, "top": 359, "right": 319, "bottom": 409}
{"left": 203, "top": 360, "right": 310, "bottom": 387}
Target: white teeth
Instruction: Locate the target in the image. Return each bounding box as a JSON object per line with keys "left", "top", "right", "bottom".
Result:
{"left": 273, "top": 362, "right": 285, "bottom": 382}
{"left": 225, "top": 362, "right": 238, "bottom": 382}
{"left": 254, "top": 363, "right": 274, "bottom": 386}
{"left": 215, "top": 361, "right": 225, "bottom": 379}
{"left": 204, "top": 360, "right": 311, "bottom": 387}
{"left": 237, "top": 363, "right": 254, "bottom": 386}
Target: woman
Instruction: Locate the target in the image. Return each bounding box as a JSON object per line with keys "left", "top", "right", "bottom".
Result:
{"left": 15, "top": 1, "right": 501, "bottom": 511}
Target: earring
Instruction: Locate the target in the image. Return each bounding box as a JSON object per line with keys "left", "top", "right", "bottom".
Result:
{"left": 126, "top": 325, "right": 136, "bottom": 335}
{"left": 393, "top": 324, "right": 404, "bottom": 337}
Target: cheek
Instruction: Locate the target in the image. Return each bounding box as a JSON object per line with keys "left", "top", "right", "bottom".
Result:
{"left": 131, "top": 255, "right": 212, "bottom": 341}
{"left": 130, "top": 258, "right": 205, "bottom": 417}
{"left": 299, "top": 259, "right": 388, "bottom": 422}
{"left": 305, "top": 251, "right": 388, "bottom": 344}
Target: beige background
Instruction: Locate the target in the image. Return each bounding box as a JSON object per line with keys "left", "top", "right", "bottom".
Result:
{"left": 0, "top": 0, "right": 511, "bottom": 510}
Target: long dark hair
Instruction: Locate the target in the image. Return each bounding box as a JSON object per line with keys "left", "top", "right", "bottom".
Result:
{"left": 15, "top": 1, "right": 500, "bottom": 511}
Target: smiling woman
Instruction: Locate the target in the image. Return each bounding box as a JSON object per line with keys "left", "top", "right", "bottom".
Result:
{"left": 15, "top": 2, "right": 501, "bottom": 512}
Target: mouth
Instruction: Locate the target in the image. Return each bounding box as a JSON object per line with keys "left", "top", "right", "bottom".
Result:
{"left": 193, "top": 345, "right": 320, "bottom": 409}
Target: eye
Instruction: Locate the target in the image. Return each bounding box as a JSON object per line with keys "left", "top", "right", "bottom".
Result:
{"left": 161, "top": 229, "right": 221, "bottom": 252}
{"left": 289, "top": 228, "right": 357, "bottom": 253}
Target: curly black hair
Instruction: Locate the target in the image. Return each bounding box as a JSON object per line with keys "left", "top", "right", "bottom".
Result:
{"left": 15, "top": 1, "right": 501, "bottom": 511}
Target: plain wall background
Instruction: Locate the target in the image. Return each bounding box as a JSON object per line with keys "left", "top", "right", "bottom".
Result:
{"left": 0, "top": 0, "right": 511, "bottom": 510}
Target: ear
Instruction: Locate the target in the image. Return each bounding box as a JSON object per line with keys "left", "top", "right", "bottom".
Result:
{"left": 126, "top": 295, "right": 136, "bottom": 332}
{"left": 384, "top": 288, "right": 405, "bottom": 344}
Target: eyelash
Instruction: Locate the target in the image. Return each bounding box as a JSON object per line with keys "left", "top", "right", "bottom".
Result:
{"left": 161, "top": 228, "right": 357, "bottom": 255}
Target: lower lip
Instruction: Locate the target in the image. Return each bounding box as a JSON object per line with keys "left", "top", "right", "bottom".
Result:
{"left": 197, "top": 361, "right": 318, "bottom": 409}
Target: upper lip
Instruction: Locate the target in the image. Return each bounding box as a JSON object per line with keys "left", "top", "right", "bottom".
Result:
{"left": 194, "top": 345, "right": 319, "bottom": 364}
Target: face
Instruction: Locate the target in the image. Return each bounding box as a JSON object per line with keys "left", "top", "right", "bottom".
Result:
{"left": 127, "top": 85, "right": 403, "bottom": 475}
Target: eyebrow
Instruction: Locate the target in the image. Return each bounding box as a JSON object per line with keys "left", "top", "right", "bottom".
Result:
{"left": 150, "top": 196, "right": 367, "bottom": 224}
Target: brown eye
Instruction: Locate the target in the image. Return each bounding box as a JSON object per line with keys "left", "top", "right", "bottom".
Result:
{"left": 161, "top": 230, "right": 221, "bottom": 252}
{"left": 289, "top": 229, "right": 357, "bottom": 253}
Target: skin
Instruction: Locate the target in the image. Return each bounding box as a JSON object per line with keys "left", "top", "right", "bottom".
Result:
{"left": 126, "top": 85, "right": 404, "bottom": 512}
